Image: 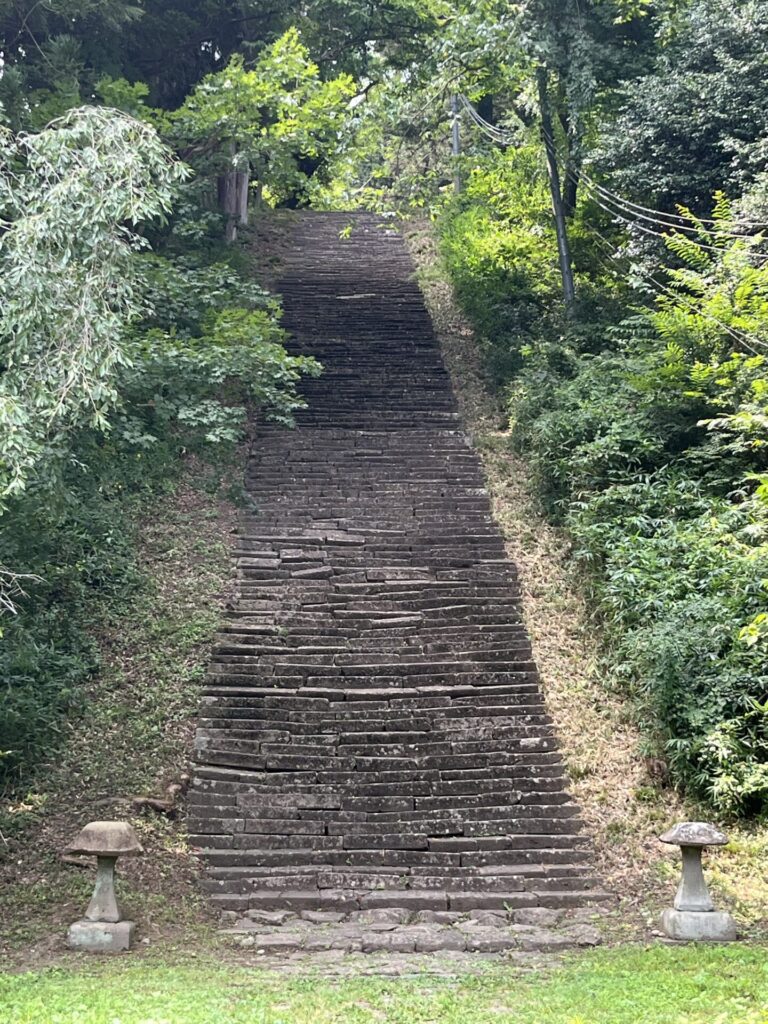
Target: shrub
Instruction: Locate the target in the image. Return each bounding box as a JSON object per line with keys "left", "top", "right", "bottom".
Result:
{"left": 0, "top": 111, "right": 320, "bottom": 790}
{"left": 439, "top": 164, "right": 768, "bottom": 815}
{"left": 440, "top": 146, "right": 561, "bottom": 383}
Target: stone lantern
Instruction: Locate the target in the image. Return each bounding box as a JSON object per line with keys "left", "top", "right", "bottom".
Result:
{"left": 64, "top": 821, "right": 143, "bottom": 952}
{"left": 658, "top": 821, "right": 737, "bottom": 941}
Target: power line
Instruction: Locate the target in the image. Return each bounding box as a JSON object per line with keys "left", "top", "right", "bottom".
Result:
{"left": 540, "top": 138, "right": 768, "bottom": 260}
{"left": 450, "top": 100, "right": 768, "bottom": 347}
{"left": 461, "top": 106, "right": 510, "bottom": 144}
{"left": 577, "top": 216, "right": 764, "bottom": 355}
{"left": 587, "top": 176, "right": 765, "bottom": 239}
{"left": 585, "top": 173, "right": 767, "bottom": 232}
{"left": 541, "top": 125, "right": 766, "bottom": 230}
{"left": 458, "top": 96, "right": 508, "bottom": 140}
{"left": 458, "top": 94, "right": 516, "bottom": 145}
{"left": 540, "top": 126, "right": 768, "bottom": 241}
{"left": 458, "top": 107, "right": 767, "bottom": 243}
{"left": 580, "top": 173, "right": 763, "bottom": 242}
{"left": 576, "top": 174, "right": 768, "bottom": 263}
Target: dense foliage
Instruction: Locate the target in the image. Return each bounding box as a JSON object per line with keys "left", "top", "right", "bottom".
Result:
{"left": 0, "top": 97, "right": 320, "bottom": 785}
{"left": 428, "top": 6, "right": 768, "bottom": 814}
{"left": 599, "top": 0, "right": 768, "bottom": 211}
{"left": 0, "top": 107, "right": 183, "bottom": 504}
{"left": 169, "top": 28, "right": 356, "bottom": 208}
{"left": 439, "top": 214, "right": 768, "bottom": 816}
{"left": 3, "top": 0, "right": 768, "bottom": 817}
{"left": 313, "top": 0, "right": 768, "bottom": 815}
{"left": 0, "top": 0, "right": 434, "bottom": 123}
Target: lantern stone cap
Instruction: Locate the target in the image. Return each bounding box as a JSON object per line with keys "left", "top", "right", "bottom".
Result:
{"left": 64, "top": 821, "right": 144, "bottom": 858}
{"left": 659, "top": 821, "right": 728, "bottom": 847}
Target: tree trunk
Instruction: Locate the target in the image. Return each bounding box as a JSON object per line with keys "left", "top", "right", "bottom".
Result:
{"left": 562, "top": 159, "right": 580, "bottom": 220}
{"left": 451, "top": 94, "right": 461, "bottom": 194}
{"left": 236, "top": 170, "right": 249, "bottom": 226}
{"left": 537, "top": 67, "right": 576, "bottom": 314}
{"left": 556, "top": 97, "right": 581, "bottom": 220}
{"left": 218, "top": 169, "right": 238, "bottom": 242}
{"left": 476, "top": 94, "right": 494, "bottom": 125}
{"left": 217, "top": 142, "right": 246, "bottom": 243}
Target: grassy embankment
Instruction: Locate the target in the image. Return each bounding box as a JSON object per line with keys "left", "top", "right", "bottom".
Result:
{"left": 404, "top": 220, "right": 768, "bottom": 937}
{"left": 0, "top": 462, "right": 241, "bottom": 966}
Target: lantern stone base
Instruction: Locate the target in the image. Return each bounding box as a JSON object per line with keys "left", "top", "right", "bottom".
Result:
{"left": 660, "top": 908, "right": 737, "bottom": 942}
{"left": 67, "top": 919, "right": 135, "bottom": 952}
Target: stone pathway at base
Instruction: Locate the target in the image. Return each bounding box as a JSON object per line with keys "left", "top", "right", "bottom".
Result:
{"left": 189, "top": 212, "right": 610, "bottom": 953}
{"left": 223, "top": 905, "right": 605, "bottom": 961}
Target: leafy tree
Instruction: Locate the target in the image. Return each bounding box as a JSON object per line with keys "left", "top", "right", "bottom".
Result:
{"left": 0, "top": 101, "right": 321, "bottom": 784}
{"left": 115, "top": 0, "right": 287, "bottom": 107}
{"left": 423, "top": 1, "right": 660, "bottom": 205}
{"left": 0, "top": 0, "right": 433, "bottom": 133}
{"left": 599, "top": 0, "right": 768, "bottom": 211}
{"left": 294, "top": 0, "right": 441, "bottom": 77}
{"left": 0, "top": 1, "right": 288, "bottom": 123}
{"left": 0, "top": 106, "right": 185, "bottom": 505}
{"left": 170, "top": 28, "right": 356, "bottom": 235}
{"left": 0, "top": 0, "right": 143, "bottom": 129}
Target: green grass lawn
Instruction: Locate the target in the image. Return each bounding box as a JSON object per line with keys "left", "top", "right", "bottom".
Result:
{"left": 1, "top": 945, "right": 767, "bottom": 1024}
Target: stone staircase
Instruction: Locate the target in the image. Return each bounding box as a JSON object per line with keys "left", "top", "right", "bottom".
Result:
{"left": 189, "top": 213, "right": 608, "bottom": 940}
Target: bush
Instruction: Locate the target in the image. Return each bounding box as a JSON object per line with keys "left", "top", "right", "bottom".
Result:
{"left": 575, "top": 479, "right": 768, "bottom": 814}
{"left": 439, "top": 162, "right": 768, "bottom": 816}
{"left": 440, "top": 146, "right": 561, "bottom": 383}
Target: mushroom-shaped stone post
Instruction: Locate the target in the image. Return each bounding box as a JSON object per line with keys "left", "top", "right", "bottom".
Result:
{"left": 658, "top": 822, "right": 737, "bottom": 941}
{"left": 64, "top": 821, "right": 143, "bottom": 952}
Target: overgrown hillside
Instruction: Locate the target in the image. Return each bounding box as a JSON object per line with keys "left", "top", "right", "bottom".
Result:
{"left": 315, "top": 0, "right": 768, "bottom": 818}
{"left": 438, "top": 153, "right": 768, "bottom": 816}
{"left": 0, "top": 26, "right": 350, "bottom": 796}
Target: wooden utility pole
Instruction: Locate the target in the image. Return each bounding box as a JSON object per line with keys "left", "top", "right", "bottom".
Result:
{"left": 451, "top": 94, "right": 461, "bottom": 194}
{"left": 537, "top": 68, "right": 575, "bottom": 313}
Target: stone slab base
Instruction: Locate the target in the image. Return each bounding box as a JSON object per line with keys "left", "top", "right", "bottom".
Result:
{"left": 222, "top": 906, "right": 605, "bottom": 955}
{"left": 67, "top": 919, "right": 135, "bottom": 952}
{"left": 660, "top": 908, "right": 738, "bottom": 942}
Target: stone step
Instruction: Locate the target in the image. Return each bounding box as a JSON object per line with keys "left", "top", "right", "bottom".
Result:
{"left": 208, "top": 887, "right": 611, "bottom": 914}
{"left": 189, "top": 212, "right": 605, "bottom": 929}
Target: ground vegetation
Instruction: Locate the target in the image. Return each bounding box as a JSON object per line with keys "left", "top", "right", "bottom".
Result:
{"left": 2, "top": 945, "right": 768, "bottom": 1024}
{"left": 0, "top": 20, "right": 343, "bottom": 792}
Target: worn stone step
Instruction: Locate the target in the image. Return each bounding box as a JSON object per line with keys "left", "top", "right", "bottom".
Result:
{"left": 189, "top": 212, "right": 604, "bottom": 928}
{"left": 208, "top": 887, "right": 610, "bottom": 914}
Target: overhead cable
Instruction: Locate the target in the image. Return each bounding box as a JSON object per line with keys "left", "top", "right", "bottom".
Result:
{"left": 540, "top": 126, "right": 768, "bottom": 240}
{"left": 576, "top": 175, "right": 768, "bottom": 263}
{"left": 525, "top": 128, "right": 765, "bottom": 348}
{"left": 458, "top": 94, "right": 516, "bottom": 145}
{"left": 577, "top": 217, "right": 764, "bottom": 355}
